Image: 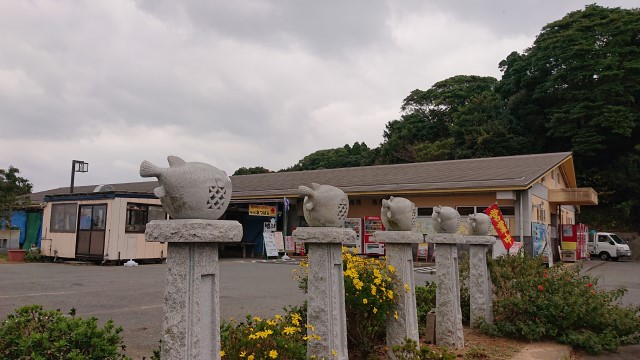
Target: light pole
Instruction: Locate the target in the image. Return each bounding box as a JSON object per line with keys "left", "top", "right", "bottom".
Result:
{"left": 70, "top": 160, "right": 89, "bottom": 193}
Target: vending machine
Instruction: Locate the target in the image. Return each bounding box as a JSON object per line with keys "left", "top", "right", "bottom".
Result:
{"left": 561, "top": 223, "right": 589, "bottom": 260}
{"left": 362, "top": 216, "right": 385, "bottom": 256}
{"left": 343, "top": 218, "right": 362, "bottom": 253}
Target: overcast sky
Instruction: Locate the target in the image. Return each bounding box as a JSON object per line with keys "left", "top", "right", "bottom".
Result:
{"left": 1, "top": 1, "right": 634, "bottom": 192}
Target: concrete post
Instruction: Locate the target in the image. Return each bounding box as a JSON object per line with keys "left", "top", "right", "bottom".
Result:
{"left": 426, "top": 234, "right": 465, "bottom": 349}
{"left": 146, "top": 219, "right": 242, "bottom": 360}
{"left": 466, "top": 236, "right": 495, "bottom": 327}
{"left": 373, "top": 231, "right": 422, "bottom": 356}
{"left": 292, "top": 227, "right": 354, "bottom": 360}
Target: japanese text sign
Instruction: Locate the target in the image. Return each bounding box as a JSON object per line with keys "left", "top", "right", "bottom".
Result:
{"left": 484, "top": 204, "right": 514, "bottom": 250}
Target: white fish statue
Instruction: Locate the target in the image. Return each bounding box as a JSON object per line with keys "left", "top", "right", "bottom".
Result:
{"left": 468, "top": 212, "right": 491, "bottom": 236}
{"left": 432, "top": 205, "right": 460, "bottom": 233}
{"left": 298, "top": 183, "right": 348, "bottom": 227}
{"left": 139, "top": 156, "right": 231, "bottom": 220}
{"left": 381, "top": 196, "right": 416, "bottom": 231}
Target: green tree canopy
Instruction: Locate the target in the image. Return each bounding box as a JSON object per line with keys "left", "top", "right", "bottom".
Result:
{"left": 0, "top": 166, "right": 33, "bottom": 228}
{"left": 233, "top": 166, "right": 272, "bottom": 176}
{"left": 281, "top": 142, "right": 376, "bottom": 171}
{"left": 498, "top": 5, "right": 640, "bottom": 228}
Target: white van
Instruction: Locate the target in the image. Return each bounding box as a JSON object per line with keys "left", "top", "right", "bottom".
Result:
{"left": 588, "top": 232, "right": 632, "bottom": 261}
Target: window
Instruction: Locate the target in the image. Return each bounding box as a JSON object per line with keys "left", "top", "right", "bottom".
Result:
{"left": 500, "top": 206, "right": 515, "bottom": 216}
{"left": 456, "top": 206, "right": 475, "bottom": 216}
{"left": 417, "top": 207, "right": 433, "bottom": 217}
{"left": 125, "top": 203, "right": 166, "bottom": 233}
{"left": 50, "top": 203, "right": 77, "bottom": 233}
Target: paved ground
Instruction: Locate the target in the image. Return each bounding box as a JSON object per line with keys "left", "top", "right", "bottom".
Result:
{"left": 2, "top": 258, "right": 637, "bottom": 359}
{"left": 0, "top": 260, "right": 308, "bottom": 359}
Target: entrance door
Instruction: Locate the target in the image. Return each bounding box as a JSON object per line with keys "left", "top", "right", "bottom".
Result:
{"left": 76, "top": 204, "right": 107, "bottom": 258}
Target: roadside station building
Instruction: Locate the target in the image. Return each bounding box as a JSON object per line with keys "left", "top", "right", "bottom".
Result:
{"left": 30, "top": 152, "right": 597, "bottom": 262}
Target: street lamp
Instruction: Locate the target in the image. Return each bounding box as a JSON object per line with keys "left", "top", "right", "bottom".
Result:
{"left": 70, "top": 160, "right": 89, "bottom": 193}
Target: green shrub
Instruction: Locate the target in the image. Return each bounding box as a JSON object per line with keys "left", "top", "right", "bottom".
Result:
{"left": 415, "top": 281, "right": 436, "bottom": 331}
{"left": 478, "top": 254, "right": 640, "bottom": 354}
{"left": 0, "top": 304, "right": 129, "bottom": 359}
{"left": 25, "top": 248, "right": 42, "bottom": 262}
{"left": 391, "top": 338, "right": 456, "bottom": 360}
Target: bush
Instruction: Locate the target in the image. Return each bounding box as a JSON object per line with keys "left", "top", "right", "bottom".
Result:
{"left": 0, "top": 304, "right": 129, "bottom": 359}
{"left": 25, "top": 248, "right": 42, "bottom": 262}
{"left": 415, "top": 281, "right": 436, "bottom": 331}
{"left": 391, "top": 338, "right": 456, "bottom": 360}
{"left": 294, "top": 248, "right": 398, "bottom": 357}
{"left": 478, "top": 254, "right": 640, "bottom": 354}
{"left": 220, "top": 305, "right": 309, "bottom": 360}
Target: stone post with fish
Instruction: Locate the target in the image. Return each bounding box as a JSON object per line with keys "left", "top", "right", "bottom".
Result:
{"left": 292, "top": 183, "right": 354, "bottom": 360}
{"left": 466, "top": 212, "right": 495, "bottom": 327}
{"left": 373, "top": 196, "right": 422, "bottom": 358}
{"left": 141, "top": 156, "right": 242, "bottom": 360}
{"left": 425, "top": 205, "right": 465, "bottom": 349}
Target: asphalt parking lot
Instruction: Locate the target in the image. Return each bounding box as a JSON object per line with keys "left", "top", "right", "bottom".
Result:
{"left": 0, "top": 260, "right": 307, "bottom": 359}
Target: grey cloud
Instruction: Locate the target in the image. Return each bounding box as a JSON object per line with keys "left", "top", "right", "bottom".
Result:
{"left": 135, "top": 0, "right": 394, "bottom": 56}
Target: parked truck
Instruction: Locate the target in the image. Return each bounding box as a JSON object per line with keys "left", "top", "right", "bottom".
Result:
{"left": 588, "top": 232, "right": 632, "bottom": 261}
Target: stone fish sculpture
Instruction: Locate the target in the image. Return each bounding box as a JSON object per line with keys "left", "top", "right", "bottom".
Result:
{"left": 139, "top": 156, "right": 231, "bottom": 220}
{"left": 380, "top": 196, "right": 417, "bottom": 231}
{"left": 468, "top": 212, "right": 491, "bottom": 236}
{"left": 298, "top": 183, "right": 348, "bottom": 227}
{"left": 432, "top": 205, "right": 460, "bottom": 233}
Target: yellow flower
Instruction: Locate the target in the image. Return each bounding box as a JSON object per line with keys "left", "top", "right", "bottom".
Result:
{"left": 248, "top": 355, "right": 255, "bottom": 360}
{"left": 387, "top": 265, "right": 396, "bottom": 273}
{"left": 283, "top": 326, "right": 297, "bottom": 335}
{"left": 240, "top": 351, "right": 246, "bottom": 357}
{"left": 267, "top": 319, "right": 276, "bottom": 326}
{"left": 269, "top": 350, "right": 278, "bottom": 359}
{"left": 394, "top": 311, "right": 399, "bottom": 319}
{"left": 373, "top": 307, "right": 378, "bottom": 314}
{"left": 305, "top": 324, "right": 315, "bottom": 331}
{"left": 362, "top": 298, "right": 368, "bottom": 304}
{"left": 387, "top": 290, "right": 394, "bottom": 299}
{"left": 220, "top": 350, "right": 225, "bottom": 357}
{"left": 404, "top": 283, "right": 411, "bottom": 293}
{"left": 370, "top": 285, "right": 377, "bottom": 295}
{"left": 332, "top": 349, "right": 338, "bottom": 357}
{"left": 248, "top": 333, "right": 258, "bottom": 340}
{"left": 253, "top": 316, "right": 262, "bottom": 322}
{"left": 312, "top": 334, "right": 321, "bottom": 340}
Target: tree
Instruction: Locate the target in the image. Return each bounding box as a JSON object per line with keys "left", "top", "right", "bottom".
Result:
{"left": 378, "top": 75, "right": 530, "bottom": 163}
{"left": 0, "top": 166, "right": 33, "bottom": 228}
{"left": 498, "top": 5, "right": 640, "bottom": 228}
{"left": 281, "top": 142, "right": 376, "bottom": 171}
{"left": 233, "top": 166, "right": 272, "bottom": 176}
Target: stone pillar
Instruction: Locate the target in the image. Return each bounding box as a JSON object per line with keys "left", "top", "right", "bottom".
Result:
{"left": 292, "top": 227, "right": 354, "bottom": 360}
{"left": 466, "top": 236, "right": 495, "bottom": 327}
{"left": 146, "top": 219, "right": 242, "bottom": 360}
{"left": 373, "top": 231, "right": 422, "bottom": 356}
{"left": 426, "top": 233, "right": 464, "bottom": 349}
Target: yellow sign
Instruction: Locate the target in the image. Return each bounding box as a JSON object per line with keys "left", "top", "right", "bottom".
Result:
{"left": 249, "top": 204, "right": 277, "bottom": 217}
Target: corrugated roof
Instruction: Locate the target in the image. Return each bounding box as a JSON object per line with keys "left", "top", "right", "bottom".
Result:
{"left": 29, "top": 152, "right": 573, "bottom": 203}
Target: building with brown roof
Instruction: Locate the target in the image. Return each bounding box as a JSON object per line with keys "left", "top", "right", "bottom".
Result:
{"left": 33, "top": 152, "right": 596, "bottom": 261}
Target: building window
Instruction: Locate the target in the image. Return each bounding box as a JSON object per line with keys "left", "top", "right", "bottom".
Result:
{"left": 417, "top": 207, "right": 433, "bottom": 217}
{"left": 125, "top": 203, "right": 166, "bottom": 233}
{"left": 500, "top": 206, "right": 515, "bottom": 216}
{"left": 50, "top": 203, "right": 78, "bottom": 233}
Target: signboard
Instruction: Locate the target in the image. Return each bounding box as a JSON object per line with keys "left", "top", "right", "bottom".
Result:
{"left": 484, "top": 204, "right": 514, "bottom": 250}
{"left": 285, "top": 236, "right": 295, "bottom": 252}
{"left": 295, "top": 242, "right": 306, "bottom": 256}
{"left": 250, "top": 204, "right": 277, "bottom": 217}
{"left": 417, "top": 242, "right": 429, "bottom": 260}
{"left": 263, "top": 232, "right": 279, "bottom": 257}
{"left": 264, "top": 220, "right": 276, "bottom": 233}
{"left": 508, "top": 241, "right": 524, "bottom": 255}
{"left": 274, "top": 232, "right": 285, "bottom": 252}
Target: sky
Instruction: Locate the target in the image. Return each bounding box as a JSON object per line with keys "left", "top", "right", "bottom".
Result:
{"left": 1, "top": 1, "right": 635, "bottom": 193}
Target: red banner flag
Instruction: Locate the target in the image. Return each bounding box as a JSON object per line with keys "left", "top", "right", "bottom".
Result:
{"left": 484, "top": 204, "right": 514, "bottom": 250}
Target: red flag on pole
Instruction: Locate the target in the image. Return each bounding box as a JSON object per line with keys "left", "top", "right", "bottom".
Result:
{"left": 484, "top": 204, "right": 514, "bottom": 250}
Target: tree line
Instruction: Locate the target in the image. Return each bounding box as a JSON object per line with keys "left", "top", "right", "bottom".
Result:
{"left": 235, "top": 5, "right": 640, "bottom": 231}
